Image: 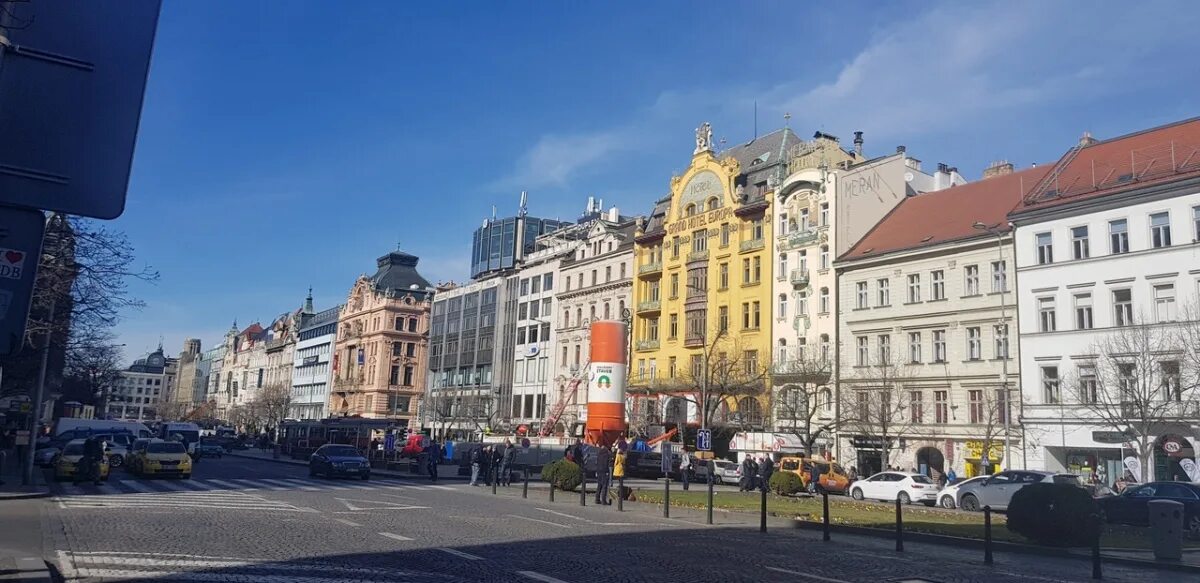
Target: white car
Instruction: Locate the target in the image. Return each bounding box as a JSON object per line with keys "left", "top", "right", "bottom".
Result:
{"left": 937, "top": 476, "right": 989, "bottom": 509}
{"left": 850, "top": 471, "right": 939, "bottom": 506}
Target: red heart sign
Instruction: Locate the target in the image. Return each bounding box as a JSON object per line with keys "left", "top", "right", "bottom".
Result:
{"left": 4, "top": 251, "right": 22, "bottom": 265}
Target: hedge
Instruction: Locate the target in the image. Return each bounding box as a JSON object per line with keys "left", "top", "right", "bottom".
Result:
{"left": 769, "top": 471, "right": 804, "bottom": 496}
{"left": 541, "top": 458, "right": 583, "bottom": 492}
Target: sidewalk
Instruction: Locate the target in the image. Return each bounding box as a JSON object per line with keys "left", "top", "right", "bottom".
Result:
{"left": 227, "top": 449, "right": 468, "bottom": 481}
{"left": 0, "top": 452, "right": 52, "bottom": 583}
{"left": 0, "top": 449, "right": 50, "bottom": 501}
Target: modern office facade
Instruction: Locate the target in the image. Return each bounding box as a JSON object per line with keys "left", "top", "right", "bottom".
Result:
{"left": 291, "top": 296, "right": 341, "bottom": 420}
{"left": 471, "top": 199, "right": 571, "bottom": 279}
{"left": 427, "top": 277, "right": 508, "bottom": 438}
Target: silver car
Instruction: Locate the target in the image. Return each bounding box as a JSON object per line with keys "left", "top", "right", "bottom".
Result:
{"left": 956, "top": 470, "right": 1081, "bottom": 511}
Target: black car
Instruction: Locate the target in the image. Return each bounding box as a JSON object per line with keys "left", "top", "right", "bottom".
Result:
{"left": 309, "top": 444, "right": 371, "bottom": 480}
{"left": 1097, "top": 481, "right": 1200, "bottom": 537}
{"left": 195, "top": 441, "right": 225, "bottom": 458}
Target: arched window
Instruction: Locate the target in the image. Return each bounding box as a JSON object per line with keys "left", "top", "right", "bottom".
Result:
{"left": 563, "top": 309, "right": 570, "bottom": 327}
{"left": 777, "top": 338, "right": 788, "bottom": 364}
{"left": 685, "top": 203, "right": 696, "bottom": 217}
{"left": 618, "top": 300, "right": 626, "bottom": 316}
{"left": 603, "top": 303, "right": 611, "bottom": 319}
{"left": 778, "top": 253, "right": 788, "bottom": 276}
{"left": 778, "top": 293, "right": 788, "bottom": 319}
{"left": 820, "top": 388, "right": 833, "bottom": 413}
{"left": 576, "top": 308, "right": 583, "bottom": 327}
{"left": 737, "top": 397, "right": 764, "bottom": 428}
{"left": 589, "top": 305, "right": 596, "bottom": 320}
{"left": 819, "top": 287, "right": 830, "bottom": 313}
{"left": 706, "top": 197, "right": 720, "bottom": 211}
{"left": 820, "top": 334, "right": 831, "bottom": 362}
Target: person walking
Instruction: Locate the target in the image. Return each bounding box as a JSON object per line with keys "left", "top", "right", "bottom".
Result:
{"left": 612, "top": 446, "right": 626, "bottom": 501}
{"left": 594, "top": 445, "right": 612, "bottom": 505}
{"left": 426, "top": 441, "right": 440, "bottom": 482}
{"left": 469, "top": 446, "right": 482, "bottom": 486}
{"left": 946, "top": 467, "right": 957, "bottom": 485}
{"left": 679, "top": 449, "right": 692, "bottom": 491}
{"left": 739, "top": 456, "right": 754, "bottom": 491}
{"left": 481, "top": 445, "right": 494, "bottom": 486}
{"left": 500, "top": 440, "right": 516, "bottom": 486}
{"left": 758, "top": 454, "right": 774, "bottom": 492}
{"left": 490, "top": 444, "right": 503, "bottom": 485}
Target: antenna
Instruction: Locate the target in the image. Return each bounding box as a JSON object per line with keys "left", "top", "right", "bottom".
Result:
{"left": 753, "top": 100, "right": 758, "bottom": 139}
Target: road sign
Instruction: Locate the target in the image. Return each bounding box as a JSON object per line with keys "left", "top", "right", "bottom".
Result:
{"left": 697, "top": 429, "right": 712, "bottom": 452}
{"left": 384, "top": 433, "right": 396, "bottom": 452}
{"left": 661, "top": 442, "right": 673, "bottom": 475}
{"left": 0, "top": 0, "right": 161, "bottom": 219}
{"left": 0, "top": 207, "right": 44, "bottom": 355}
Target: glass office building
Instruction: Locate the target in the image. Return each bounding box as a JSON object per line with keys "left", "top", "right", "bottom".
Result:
{"left": 471, "top": 215, "right": 569, "bottom": 279}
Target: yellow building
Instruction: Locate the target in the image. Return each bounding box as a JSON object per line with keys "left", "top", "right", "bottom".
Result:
{"left": 630, "top": 123, "right": 797, "bottom": 430}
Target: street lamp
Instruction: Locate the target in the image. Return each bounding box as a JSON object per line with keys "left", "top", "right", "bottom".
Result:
{"left": 973, "top": 221, "right": 1013, "bottom": 471}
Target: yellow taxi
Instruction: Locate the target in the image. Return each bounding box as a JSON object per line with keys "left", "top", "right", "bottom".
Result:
{"left": 778, "top": 456, "right": 851, "bottom": 494}
{"left": 54, "top": 439, "right": 111, "bottom": 482}
{"left": 131, "top": 439, "right": 193, "bottom": 479}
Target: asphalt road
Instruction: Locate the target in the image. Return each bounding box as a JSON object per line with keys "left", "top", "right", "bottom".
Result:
{"left": 37, "top": 457, "right": 1183, "bottom": 583}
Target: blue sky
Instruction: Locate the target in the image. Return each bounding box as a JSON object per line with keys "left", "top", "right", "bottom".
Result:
{"left": 111, "top": 0, "right": 1200, "bottom": 362}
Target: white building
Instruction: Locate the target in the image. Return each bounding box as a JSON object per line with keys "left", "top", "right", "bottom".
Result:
{"left": 835, "top": 163, "right": 1043, "bottom": 477}
{"left": 291, "top": 295, "right": 340, "bottom": 420}
{"left": 108, "top": 346, "right": 176, "bottom": 421}
{"left": 1011, "top": 118, "right": 1200, "bottom": 484}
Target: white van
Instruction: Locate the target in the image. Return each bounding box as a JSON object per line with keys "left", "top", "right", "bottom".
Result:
{"left": 159, "top": 422, "right": 202, "bottom": 455}
{"left": 53, "top": 419, "right": 153, "bottom": 439}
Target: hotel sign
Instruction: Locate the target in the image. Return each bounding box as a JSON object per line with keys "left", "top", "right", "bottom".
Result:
{"left": 666, "top": 207, "right": 733, "bottom": 235}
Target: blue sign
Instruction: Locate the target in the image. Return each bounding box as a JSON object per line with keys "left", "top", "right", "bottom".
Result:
{"left": 384, "top": 433, "right": 396, "bottom": 452}
{"left": 697, "top": 429, "right": 712, "bottom": 452}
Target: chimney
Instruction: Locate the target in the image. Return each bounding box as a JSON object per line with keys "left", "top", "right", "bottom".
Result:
{"left": 853, "top": 131, "right": 864, "bottom": 157}
{"left": 937, "top": 162, "right": 948, "bottom": 174}
{"left": 982, "top": 160, "right": 1015, "bottom": 179}
{"left": 1078, "top": 131, "right": 1098, "bottom": 147}
{"left": 608, "top": 207, "right": 619, "bottom": 222}
{"left": 896, "top": 145, "right": 906, "bottom": 155}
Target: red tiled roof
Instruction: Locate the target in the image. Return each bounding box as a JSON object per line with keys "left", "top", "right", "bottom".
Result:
{"left": 240, "top": 323, "right": 264, "bottom": 337}
{"left": 840, "top": 165, "right": 1052, "bottom": 262}
{"left": 1016, "top": 117, "right": 1200, "bottom": 213}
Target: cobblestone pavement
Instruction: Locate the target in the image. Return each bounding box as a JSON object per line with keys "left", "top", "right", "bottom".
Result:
{"left": 39, "top": 456, "right": 1187, "bottom": 582}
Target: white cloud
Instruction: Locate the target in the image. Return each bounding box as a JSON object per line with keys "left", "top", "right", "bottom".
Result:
{"left": 494, "top": 130, "right": 627, "bottom": 191}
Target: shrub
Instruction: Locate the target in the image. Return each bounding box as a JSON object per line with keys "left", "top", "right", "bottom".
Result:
{"left": 768, "top": 471, "right": 804, "bottom": 496}
{"left": 541, "top": 458, "right": 583, "bottom": 491}
{"left": 1006, "top": 483, "right": 1100, "bottom": 547}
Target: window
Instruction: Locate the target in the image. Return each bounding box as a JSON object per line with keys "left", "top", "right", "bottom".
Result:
{"left": 876, "top": 278, "right": 890, "bottom": 306}
{"left": 798, "top": 250, "right": 808, "bottom": 272}
{"left": 964, "top": 265, "right": 979, "bottom": 296}
{"left": 543, "top": 273, "right": 553, "bottom": 291}
{"left": 531, "top": 275, "right": 542, "bottom": 294}
{"left": 1194, "top": 206, "right": 1200, "bottom": 242}
{"left": 668, "top": 356, "right": 676, "bottom": 378}
{"left": 1079, "top": 365, "right": 1098, "bottom": 404}
{"left": 647, "top": 318, "right": 659, "bottom": 341}
{"left": 577, "top": 273, "right": 584, "bottom": 288}
{"left": 778, "top": 253, "right": 787, "bottom": 276}
{"left": 718, "top": 263, "right": 729, "bottom": 290}
{"left": 877, "top": 335, "right": 891, "bottom": 365}
{"left": 931, "top": 270, "right": 945, "bottom": 300}
{"left": 968, "top": 390, "right": 984, "bottom": 424}
{"left": 519, "top": 278, "right": 530, "bottom": 296}
{"left": 907, "top": 274, "right": 921, "bottom": 303}
{"left": 994, "top": 324, "right": 1009, "bottom": 359}
{"left": 668, "top": 313, "right": 678, "bottom": 339}
{"left": 1117, "top": 363, "right": 1137, "bottom": 401}
{"left": 1071, "top": 226, "right": 1089, "bottom": 259}
{"left": 720, "top": 224, "right": 731, "bottom": 247}
{"left": 692, "top": 229, "right": 707, "bottom": 253}
{"left": 909, "top": 391, "right": 923, "bottom": 423}
{"left": 1154, "top": 283, "right": 1176, "bottom": 322}
{"left": 672, "top": 237, "right": 681, "bottom": 259}
{"left": 798, "top": 290, "right": 809, "bottom": 315}
{"left": 744, "top": 350, "right": 759, "bottom": 375}
{"left": 799, "top": 208, "right": 810, "bottom": 231}
{"left": 991, "top": 261, "right": 1007, "bottom": 293}
{"left": 753, "top": 301, "right": 761, "bottom": 328}
{"left": 603, "top": 303, "right": 611, "bottom": 319}
{"left": 967, "top": 327, "right": 981, "bottom": 360}
{"left": 392, "top": 342, "right": 403, "bottom": 357}
{"left": 1036, "top": 232, "right": 1053, "bottom": 264}
{"left": 933, "top": 330, "right": 946, "bottom": 363}
{"left": 718, "top": 306, "right": 729, "bottom": 333}
{"left": 934, "top": 390, "right": 948, "bottom": 424}
{"left": 605, "top": 266, "right": 612, "bottom": 282}
{"left": 819, "top": 203, "right": 829, "bottom": 226}
{"left": 779, "top": 213, "right": 789, "bottom": 235}
{"left": 1038, "top": 297, "right": 1056, "bottom": 332}
{"left": 819, "top": 245, "right": 830, "bottom": 269}
{"left": 619, "top": 263, "right": 626, "bottom": 279}
{"left": 403, "top": 365, "right": 414, "bottom": 386}
{"left": 1074, "top": 293, "right": 1093, "bottom": 330}
{"left": 752, "top": 219, "right": 764, "bottom": 241}
{"left": 1161, "top": 361, "right": 1181, "bottom": 401}
{"left": 819, "top": 288, "right": 830, "bottom": 313}
{"left": 1042, "top": 366, "right": 1060, "bottom": 404}
{"left": 856, "top": 336, "right": 869, "bottom": 366}
{"left": 742, "top": 303, "right": 751, "bottom": 329}
{"left": 778, "top": 294, "right": 788, "bottom": 319}
{"left": 820, "top": 334, "right": 830, "bottom": 362}
{"left": 856, "top": 282, "right": 868, "bottom": 309}
{"left": 908, "top": 332, "right": 922, "bottom": 363}
{"left": 529, "top": 299, "right": 541, "bottom": 319}
{"left": 742, "top": 258, "right": 751, "bottom": 284}
{"left": 669, "top": 273, "right": 679, "bottom": 298}
{"left": 753, "top": 256, "right": 761, "bottom": 283}
{"left": 1113, "top": 289, "right": 1133, "bottom": 327}
{"left": 1150, "top": 212, "right": 1172, "bottom": 248}
{"left": 591, "top": 269, "right": 598, "bottom": 286}
{"left": 528, "top": 325, "right": 539, "bottom": 343}
{"left": 1109, "top": 219, "right": 1129, "bottom": 254}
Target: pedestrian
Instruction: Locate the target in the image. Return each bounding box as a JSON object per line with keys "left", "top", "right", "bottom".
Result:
{"left": 500, "top": 440, "right": 517, "bottom": 486}
{"left": 490, "top": 444, "right": 503, "bottom": 485}
{"left": 946, "top": 467, "right": 957, "bottom": 485}
{"left": 758, "top": 454, "right": 774, "bottom": 492}
{"left": 679, "top": 449, "right": 692, "bottom": 491}
{"left": 808, "top": 462, "right": 821, "bottom": 494}
{"left": 572, "top": 441, "right": 585, "bottom": 468}
{"left": 848, "top": 466, "right": 858, "bottom": 483}
{"left": 480, "top": 445, "right": 494, "bottom": 485}
{"left": 594, "top": 444, "right": 612, "bottom": 505}
{"left": 469, "top": 446, "right": 482, "bottom": 486}
{"left": 426, "top": 441, "right": 440, "bottom": 482}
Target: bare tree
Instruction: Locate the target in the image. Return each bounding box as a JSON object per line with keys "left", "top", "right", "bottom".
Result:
{"left": 842, "top": 351, "right": 921, "bottom": 469}
{"left": 253, "top": 383, "right": 292, "bottom": 439}
{"left": 156, "top": 401, "right": 193, "bottom": 422}
{"left": 773, "top": 351, "right": 836, "bottom": 456}
{"left": 966, "top": 387, "right": 1012, "bottom": 475}
{"left": 1064, "top": 315, "right": 1199, "bottom": 482}
{"left": 423, "top": 388, "right": 495, "bottom": 440}
{"left": 61, "top": 332, "right": 124, "bottom": 415}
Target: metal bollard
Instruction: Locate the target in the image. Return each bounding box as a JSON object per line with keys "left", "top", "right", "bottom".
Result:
{"left": 1092, "top": 519, "right": 1102, "bottom": 580}
{"left": 984, "top": 506, "right": 993, "bottom": 565}
{"left": 759, "top": 487, "right": 767, "bottom": 533}
{"left": 522, "top": 467, "right": 529, "bottom": 499}
{"left": 492, "top": 468, "right": 498, "bottom": 495}
{"left": 580, "top": 472, "right": 587, "bottom": 506}
{"left": 895, "top": 497, "right": 904, "bottom": 552}
{"left": 549, "top": 482, "right": 555, "bottom": 502}
{"left": 664, "top": 478, "right": 671, "bottom": 518}
{"left": 822, "top": 491, "right": 830, "bottom": 542}
{"left": 706, "top": 471, "right": 714, "bottom": 525}
{"left": 617, "top": 476, "right": 625, "bottom": 511}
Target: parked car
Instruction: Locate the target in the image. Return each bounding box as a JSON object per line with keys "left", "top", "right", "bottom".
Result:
{"left": 624, "top": 450, "right": 682, "bottom": 480}
{"left": 194, "top": 441, "right": 226, "bottom": 458}
{"left": 130, "top": 439, "right": 193, "bottom": 479}
{"left": 956, "top": 470, "right": 1081, "bottom": 511}
{"left": 850, "top": 471, "right": 938, "bottom": 505}
{"left": 309, "top": 444, "right": 371, "bottom": 480}
{"left": 695, "top": 459, "right": 740, "bottom": 484}
{"left": 53, "top": 439, "right": 110, "bottom": 482}
{"left": 937, "top": 476, "right": 990, "bottom": 509}
{"left": 777, "top": 456, "right": 851, "bottom": 494}
{"left": 1097, "top": 481, "right": 1200, "bottom": 537}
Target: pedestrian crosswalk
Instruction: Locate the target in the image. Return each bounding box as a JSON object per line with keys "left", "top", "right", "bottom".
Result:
{"left": 55, "top": 550, "right": 458, "bottom": 582}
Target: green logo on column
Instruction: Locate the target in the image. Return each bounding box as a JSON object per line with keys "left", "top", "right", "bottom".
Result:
{"left": 597, "top": 375, "right": 612, "bottom": 389}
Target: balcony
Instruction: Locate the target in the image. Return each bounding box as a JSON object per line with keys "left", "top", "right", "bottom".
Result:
{"left": 780, "top": 229, "right": 819, "bottom": 251}
{"left": 687, "top": 249, "right": 709, "bottom": 262}
{"left": 793, "top": 314, "right": 810, "bottom": 332}
{"left": 636, "top": 339, "right": 660, "bottom": 351}
{"left": 636, "top": 300, "right": 661, "bottom": 314}
{"left": 638, "top": 262, "right": 663, "bottom": 276}
{"left": 739, "top": 238, "right": 765, "bottom": 253}
{"left": 790, "top": 269, "right": 810, "bottom": 288}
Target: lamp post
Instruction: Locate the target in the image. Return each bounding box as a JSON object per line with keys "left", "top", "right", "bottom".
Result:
{"left": 973, "top": 221, "right": 1012, "bottom": 471}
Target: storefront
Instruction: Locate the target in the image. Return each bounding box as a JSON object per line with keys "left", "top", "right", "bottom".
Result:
{"left": 963, "top": 440, "right": 1004, "bottom": 478}
{"left": 1155, "top": 434, "right": 1199, "bottom": 482}
{"left": 850, "top": 435, "right": 889, "bottom": 476}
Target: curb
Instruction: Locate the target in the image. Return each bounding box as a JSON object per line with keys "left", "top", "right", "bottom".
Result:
{"left": 790, "top": 519, "right": 1200, "bottom": 574}
{"left": 0, "top": 489, "right": 52, "bottom": 501}
{"left": 0, "top": 557, "right": 52, "bottom": 583}
{"left": 226, "top": 452, "right": 469, "bottom": 481}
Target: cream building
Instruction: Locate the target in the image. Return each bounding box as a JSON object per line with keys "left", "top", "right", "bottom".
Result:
{"left": 835, "top": 164, "right": 1041, "bottom": 478}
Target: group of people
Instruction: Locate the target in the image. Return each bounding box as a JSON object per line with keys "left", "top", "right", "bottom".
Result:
{"left": 468, "top": 440, "right": 518, "bottom": 487}
{"left": 738, "top": 454, "right": 776, "bottom": 492}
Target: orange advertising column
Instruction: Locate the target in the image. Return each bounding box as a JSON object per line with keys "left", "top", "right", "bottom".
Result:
{"left": 584, "top": 320, "right": 627, "bottom": 447}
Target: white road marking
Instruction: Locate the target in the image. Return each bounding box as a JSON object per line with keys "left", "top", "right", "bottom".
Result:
{"left": 517, "top": 571, "right": 571, "bottom": 583}
{"left": 379, "top": 531, "right": 414, "bottom": 541}
{"left": 200, "top": 479, "right": 243, "bottom": 489}
{"left": 534, "top": 508, "right": 589, "bottom": 521}
{"left": 54, "top": 550, "right": 77, "bottom": 580}
{"left": 435, "top": 548, "right": 484, "bottom": 561}
{"left": 174, "top": 479, "right": 211, "bottom": 491}
{"left": 998, "top": 571, "right": 1080, "bottom": 582}
{"left": 765, "top": 566, "right": 849, "bottom": 583}
{"left": 117, "top": 480, "right": 156, "bottom": 493}
{"left": 333, "top": 518, "right": 362, "bottom": 527}
{"left": 506, "top": 514, "right": 572, "bottom": 529}
{"left": 231, "top": 479, "right": 266, "bottom": 489}
{"left": 259, "top": 479, "right": 302, "bottom": 489}
{"left": 155, "top": 480, "right": 192, "bottom": 492}
{"left": 280, "top": 479, "right": 322, "bottom": 491}
{"left": 58, "top": 551, "right": 432, "bottom": 579}
{"left": 428, "top": 485, "right": 457, "bottom": 491}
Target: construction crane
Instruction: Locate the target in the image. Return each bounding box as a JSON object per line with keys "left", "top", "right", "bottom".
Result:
{"left": 538, "top": 362, "right": 588, "bottom": 437}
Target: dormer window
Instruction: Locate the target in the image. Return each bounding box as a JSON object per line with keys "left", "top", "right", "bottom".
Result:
{"left": 685, "top": 203, "right": 697, "bottom": 217}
